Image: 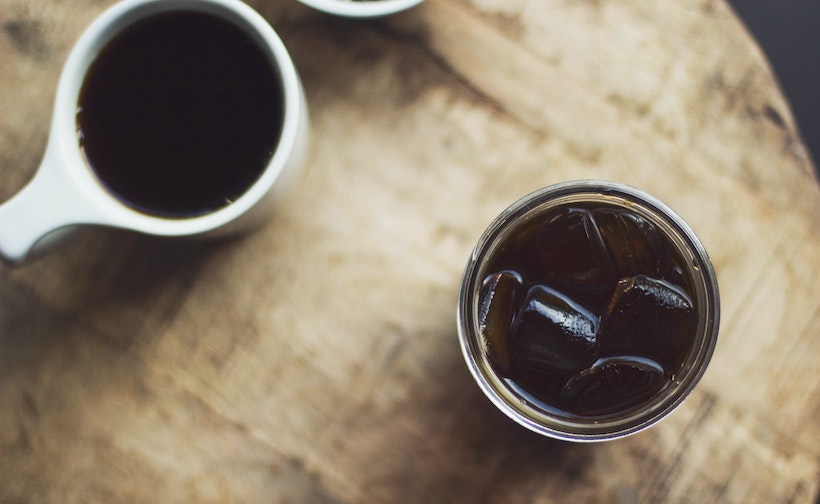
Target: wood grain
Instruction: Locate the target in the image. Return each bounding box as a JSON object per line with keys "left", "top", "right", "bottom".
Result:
{"left": 1, "top": 0, "right": 818, "bottom": 502}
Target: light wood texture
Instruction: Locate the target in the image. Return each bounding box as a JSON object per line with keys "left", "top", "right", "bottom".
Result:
{"left": 1, "top": 0, "right": 819, "bottom": 502}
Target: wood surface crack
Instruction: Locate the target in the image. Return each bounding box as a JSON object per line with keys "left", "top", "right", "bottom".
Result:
{"left": 370, "top": 20, "right": 549, "bottom": 140}
{"left": 154, "top": 372, "right": 348, "bottom": 502}
{"left": 638, "top": 392, "right": 717, "bottom": 503}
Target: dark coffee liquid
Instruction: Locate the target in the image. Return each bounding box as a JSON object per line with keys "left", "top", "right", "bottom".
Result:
{"left": 77, "top": 11, "right": 284, "bottom": 217}
{"left": 478, "top": 203, "right": 697, "bottom": 418}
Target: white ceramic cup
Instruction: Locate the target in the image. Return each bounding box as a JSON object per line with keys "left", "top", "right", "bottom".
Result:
{"left": 296, "top": 0, "right": 424, "bottom": 18}
{"left": 0, "top": 0, "right": 309, "bottom": 266}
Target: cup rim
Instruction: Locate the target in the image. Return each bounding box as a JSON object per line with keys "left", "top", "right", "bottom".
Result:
{"left": 457, "top": 180, "right": 720, "bottom": 442}
{"left": 50, "top": 0, "right": 304, "bottom": 236}
{"left": 296, "top": 0, "right": 425, "bottom": 18}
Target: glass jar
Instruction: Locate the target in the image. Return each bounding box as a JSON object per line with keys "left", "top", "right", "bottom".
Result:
{"left": 457, "top": 180, "right": 720, "bottom": 441}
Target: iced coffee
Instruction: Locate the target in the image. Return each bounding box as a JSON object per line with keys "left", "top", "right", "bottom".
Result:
{"left": 458, "top": 182, "right": 719, "bottom": 440}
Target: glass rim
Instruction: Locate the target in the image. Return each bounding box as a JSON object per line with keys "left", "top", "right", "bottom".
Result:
{"left": 457, "top": 180, "right": 720, "bottom": 442}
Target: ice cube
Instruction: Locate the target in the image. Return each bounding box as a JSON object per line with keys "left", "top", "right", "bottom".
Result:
{"left": 509, "top": 284, "right": 599, "bottom": 372}
{"left": 598, "top": 275, "right": 696, "bottom": 367}
{"left": 536, "top": 208, "right": 617, "bottom": 306}
{"left": 478, "top": 270, "right": 524, "bottom": 372}
{"left": 617, "top": 211, "right": 667, "bottom": 277}
{"left": 593, "top": 210, "right": 653, "bottom": 279}
{"left": 610, "top": 211, "right": 690, "bottom": 288}
{"left": 560, "top": 355, "right": 665, "bottom": 415}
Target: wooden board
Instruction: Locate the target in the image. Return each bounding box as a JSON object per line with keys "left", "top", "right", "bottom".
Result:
{"left": 1, "top": 0, "right": 819, "bottom": 502}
